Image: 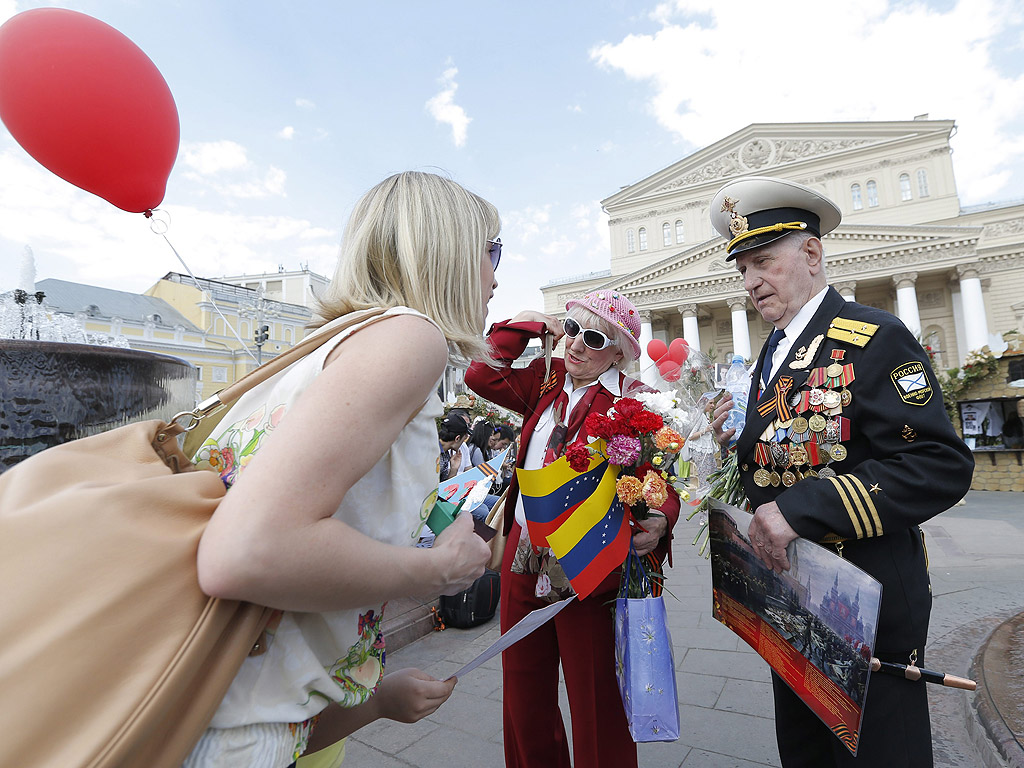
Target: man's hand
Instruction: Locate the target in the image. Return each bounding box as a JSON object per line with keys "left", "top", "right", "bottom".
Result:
{"left": 631, "top": 514, "right": 668, "bottom": 556}
{"left": 747, "top": 501, "right": 799, "bottom": 573}
{"left": 711, "top": 392, "right": 735, "bottom": 448}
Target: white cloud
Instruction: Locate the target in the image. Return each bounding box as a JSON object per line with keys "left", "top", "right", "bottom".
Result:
{"left": 425, "top": 65, "right": 472, "bottom": 147}
{"left": 181, "top": 140, "right": 249, "bottom": 175}
{"left": 0, "top": 150, "right": 333, "bottom": 293}
{"left": 180, "top": 140, "right": 287, "bottom": 199}
{"left": 591, "top": 0, "right": 1024, "bottom": 204}
{"left": 568, "top": 104, "right": 583, "bottom": 113}
{"left": 295, "top": 98, "right": 316, "bottom": 110}
{"left": 278, "top": 126, "right": 295, "bottom": 140}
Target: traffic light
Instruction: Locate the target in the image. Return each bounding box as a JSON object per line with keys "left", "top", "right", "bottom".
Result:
{"left": 254, "top": 324, "right": 269, "bottom": 345}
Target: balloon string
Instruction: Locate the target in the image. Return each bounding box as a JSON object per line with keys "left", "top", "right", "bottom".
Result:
{"left": 149, "top": 217, "right": 260, "bottom": 365}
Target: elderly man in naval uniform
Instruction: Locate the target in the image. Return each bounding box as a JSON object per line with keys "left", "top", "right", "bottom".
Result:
{"left": 709, "top": 176, "right": 974, "bottom": 768}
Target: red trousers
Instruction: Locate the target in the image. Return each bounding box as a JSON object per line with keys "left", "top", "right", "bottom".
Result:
{"left": 500, "top": 522, "right": 637, "bottom": 768}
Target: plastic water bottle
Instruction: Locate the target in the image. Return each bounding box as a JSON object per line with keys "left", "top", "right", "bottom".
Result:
{"left": 722, "top": 354, "right": 749, "bottom": 439}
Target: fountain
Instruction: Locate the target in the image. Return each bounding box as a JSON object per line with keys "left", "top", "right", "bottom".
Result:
{"left": 0, "top": 247, "right": 196, "bottom": 473}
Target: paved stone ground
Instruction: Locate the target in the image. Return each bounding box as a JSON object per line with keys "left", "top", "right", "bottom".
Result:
{"left": 344, "top": 491, "right": 1024, "bottom": 767}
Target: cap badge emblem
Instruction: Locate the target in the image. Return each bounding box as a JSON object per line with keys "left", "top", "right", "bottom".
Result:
{"left": 721, "top": 196, "right": 748, "bottom": 237}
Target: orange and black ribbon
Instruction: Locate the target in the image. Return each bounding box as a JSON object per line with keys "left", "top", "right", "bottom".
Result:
{"left": 757, "top": 375, "right": 794, "bottom": 421}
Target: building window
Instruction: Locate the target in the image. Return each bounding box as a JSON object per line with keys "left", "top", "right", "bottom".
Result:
{"left": 866, "top": 180, "right": 879, "bottom": 207}
{"left": 851, "top": 183, "right": 863, "bottom": 211}
{"left": 917, "top": 169, "right": 929, "bottom": 197}
{"left": 638, "top": 227, "right": 647, "bottom": 251}
{"left": 675, "top": 220, "right": 684, "bottom": 243}
{"left": 899, "top": 173, "right": 912, "bottom": 201}
{"left": 662, "top": 222, "right": 671, "bottom": 247}
{"left": 626, "top": 229, "right": 635, "bottom": 253}
{"left": 196, "top": 366, "right": 203, "bottom": 381}
{"left": 285, "top": 327, "right": 293, "bottom": 344}
{"left": 212, "top": 367, "right": 228, "bottom": 384}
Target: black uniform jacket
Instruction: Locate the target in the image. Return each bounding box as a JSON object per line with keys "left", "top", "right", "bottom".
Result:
{"left": 735, "top": 287, "right": 974, "bottom": 656}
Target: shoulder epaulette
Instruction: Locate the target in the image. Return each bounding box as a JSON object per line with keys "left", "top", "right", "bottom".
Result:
{"left": 826, "top": 316, "right": 879, "bottom": 347}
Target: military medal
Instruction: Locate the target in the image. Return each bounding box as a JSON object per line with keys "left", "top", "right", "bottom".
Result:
{"left": 818, "top": 466, "right": 837, "bottom": 479}
{"left": 841, "top": 388, "right": 853, "bottom": 407}
{"left": 808, "top": 388, "right": 825, "bottom": 407}
{"left": 753, "top": 443, "right": 772, "bottom": 487}
{"left": 769, "top": 442, "right": 790, "bottom": 468}
{"left": 830, "top": 444, "right": 848, "bottom": 462}
{"left": 826, "top": 362, "right": 844, "bottom": 378}
{"left": 781, "top": 470, "right": 797, "bottom": 487}
{"left": 791, "top": 416, "right": 809, "bottom": 435}
{"left": 789, "top": 390, "right": 802, "bottom": 408}
{"left": 770, "top": 471, "right": 781, "bottom": 487}
{"left": 822, "top": 389, "right": 842, "bottom": 409}
{"left": 809, "top": 413, "right": 827, "bottom": 433}
{"left": 789, "top": 445, "right": 808, "bottom": 467}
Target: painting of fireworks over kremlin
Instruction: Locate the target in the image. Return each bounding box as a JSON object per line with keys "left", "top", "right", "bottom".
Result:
{"left": 706, "top": 499, "right": 882, "bottom": 758}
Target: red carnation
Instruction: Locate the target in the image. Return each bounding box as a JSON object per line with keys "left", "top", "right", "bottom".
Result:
{"left": 565, "top": 442, "right": 592, "bottom": 473}
{"left": 585, "top": 412, "right": 615, "bottom": 439}
{"left": 613, "top": 398, "right": 643, "bottom": 419}
{"left": 628, "top": 410, "right": 664, "bottom": 434}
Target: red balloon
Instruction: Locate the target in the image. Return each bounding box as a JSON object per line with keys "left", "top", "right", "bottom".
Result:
{"left": 668, "top": 337, "right": 690, "bottom": 364}
{"left": 0, "top": 9, "right": 179, "bottom": 213}
{"left": 658, "top": 360, "right": 681, "bottom": 382}
{"left": 647, "top": 339, "right": 668, "bottom": 363}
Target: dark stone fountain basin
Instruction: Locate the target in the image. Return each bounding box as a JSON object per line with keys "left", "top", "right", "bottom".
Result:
{"left": 0, "top": 340, "right": 196, "bottom": 473}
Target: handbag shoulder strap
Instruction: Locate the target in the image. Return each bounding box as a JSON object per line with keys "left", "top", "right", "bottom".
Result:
{"left": 176, "top": 307, "right": 387, "bottom": 428}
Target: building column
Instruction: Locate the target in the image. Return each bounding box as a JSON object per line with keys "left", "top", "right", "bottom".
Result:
{"left": 892, "top": 272, "right": 921, "bottom": 338}
{"left": 679, "top": 303, "right": 701, "bottom": 352}
{"left": 834, "top": 280, "right": 857, "bottom": 302}
{"left": 950, "top": 281, "right": 967, "bottom": 366}
{"left": 727, "top": 296, "right": 752, "bottom": 360}
{"left": 957, "top": 264, "right": 990, "bottom": 353}
{"left": 638, "top": 310, "right": 655, "bottom": 382}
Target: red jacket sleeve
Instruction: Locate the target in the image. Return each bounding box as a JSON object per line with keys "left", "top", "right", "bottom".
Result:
{"left": 465, "top": 319, "right": 548, "bottom": 417}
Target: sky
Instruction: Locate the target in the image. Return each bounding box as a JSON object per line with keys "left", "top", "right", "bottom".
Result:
{"left": 1, "top": 0, "right": 1023, "bottom": 326}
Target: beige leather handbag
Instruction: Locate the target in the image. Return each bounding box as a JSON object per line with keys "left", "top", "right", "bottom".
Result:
{"left": 0, "top": 308, "right": 385, "bottom": 768}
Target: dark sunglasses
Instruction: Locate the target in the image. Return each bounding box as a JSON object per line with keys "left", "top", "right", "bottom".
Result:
{"left": 563, "top": 317, "right": 619, "bottom": 351}
{"left": 487, "top": 238, "right": 502, "bottom": 271}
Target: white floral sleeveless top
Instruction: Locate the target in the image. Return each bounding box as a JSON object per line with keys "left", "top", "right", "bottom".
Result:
{"left": 192, "top": 307, "right": 443, "bottom": 729}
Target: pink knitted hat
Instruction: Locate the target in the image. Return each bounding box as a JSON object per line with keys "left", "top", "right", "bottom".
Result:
{"left": 564, "top": 290, "right": 642, "bottom": 361}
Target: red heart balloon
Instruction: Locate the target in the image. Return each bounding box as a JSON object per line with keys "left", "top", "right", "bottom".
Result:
{"left": 647, "top": 339, "right": 668, "bottom": 362}
{"left": 668, "top": 338, "right": 690, "bottom": 364}
{"left": 0, "top": 9, "right": 179, "bottom": 213}
{"left": 658, "top": 360, "right": 681, "bottom": 382}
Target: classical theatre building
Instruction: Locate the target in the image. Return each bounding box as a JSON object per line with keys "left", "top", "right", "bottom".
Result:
{"left": 542, "top": 118, "right": 1023, "bottom": 374}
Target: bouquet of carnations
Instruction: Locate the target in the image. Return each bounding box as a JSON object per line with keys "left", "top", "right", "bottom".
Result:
{"left": 562, "top": 393, "right": 699, "bottom": 596}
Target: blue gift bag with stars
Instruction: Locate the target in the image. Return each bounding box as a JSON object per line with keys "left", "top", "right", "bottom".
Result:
{"left": 614, "top": 549, "right": 680, "bottom": 742}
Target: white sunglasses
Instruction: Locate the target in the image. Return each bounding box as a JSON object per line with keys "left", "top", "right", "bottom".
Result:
{"left": 563, "top": 317, "right": 619, "bottom": 351}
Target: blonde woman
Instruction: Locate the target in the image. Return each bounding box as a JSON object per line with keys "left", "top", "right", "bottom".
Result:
{"left": 186, "top": 172, "right": 498, "bottom": 767}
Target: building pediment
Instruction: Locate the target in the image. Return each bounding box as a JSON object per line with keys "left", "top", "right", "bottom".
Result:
{"left": 603, "top": 120, "right": 955, "bottom": 210}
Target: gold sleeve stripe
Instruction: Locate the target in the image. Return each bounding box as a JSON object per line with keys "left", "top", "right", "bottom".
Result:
{"left": 827, "top": 476, "right": 864, "bottom": 539}
{"left": 847, "top": 475, "right": 883, "bottom": 536}
{"left": 836, "top": 475, "right": 877, "bottom": 538}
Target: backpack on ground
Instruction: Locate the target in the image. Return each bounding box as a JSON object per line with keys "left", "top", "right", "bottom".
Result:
{"left": 438, "top": 569, "right": 500, "bottom": 628}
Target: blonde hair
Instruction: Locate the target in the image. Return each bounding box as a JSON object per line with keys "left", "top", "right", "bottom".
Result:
{"left": 565, "top": 305, "right": 630, "bottom": 372}
{"left": 312, "top": 171, "right": 499, "bottom": 361}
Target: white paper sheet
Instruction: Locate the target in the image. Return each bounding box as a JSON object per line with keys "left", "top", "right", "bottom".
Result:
{"left": 445, "top": 595, "right": 577, "bottom": 680}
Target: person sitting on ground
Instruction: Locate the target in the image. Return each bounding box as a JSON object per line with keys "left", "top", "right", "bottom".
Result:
{"left": 438, "top": 414, "right": 471, "bottom": 481}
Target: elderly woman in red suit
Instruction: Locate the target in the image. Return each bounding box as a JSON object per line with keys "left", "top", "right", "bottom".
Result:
{"left": 466, "top": 291, "right": 679, "bottom": 768}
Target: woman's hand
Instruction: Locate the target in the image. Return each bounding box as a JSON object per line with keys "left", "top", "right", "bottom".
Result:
{"left": 631, "top": 514, "right": 668, "bottom": 556}
{"left": 711, "top": 392, "right": 735, "bottom": 448}
{"left": 303, "top": 668, "right": 456, "bottom": 750}
{"left": 427, "top": 512, "right": 490, "bottom": 596}
{"left": 374, "top": 668, "right": 457, "bottom": 723}
{"left": 510, "top": 310, "right": 564, "bottom": 342}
